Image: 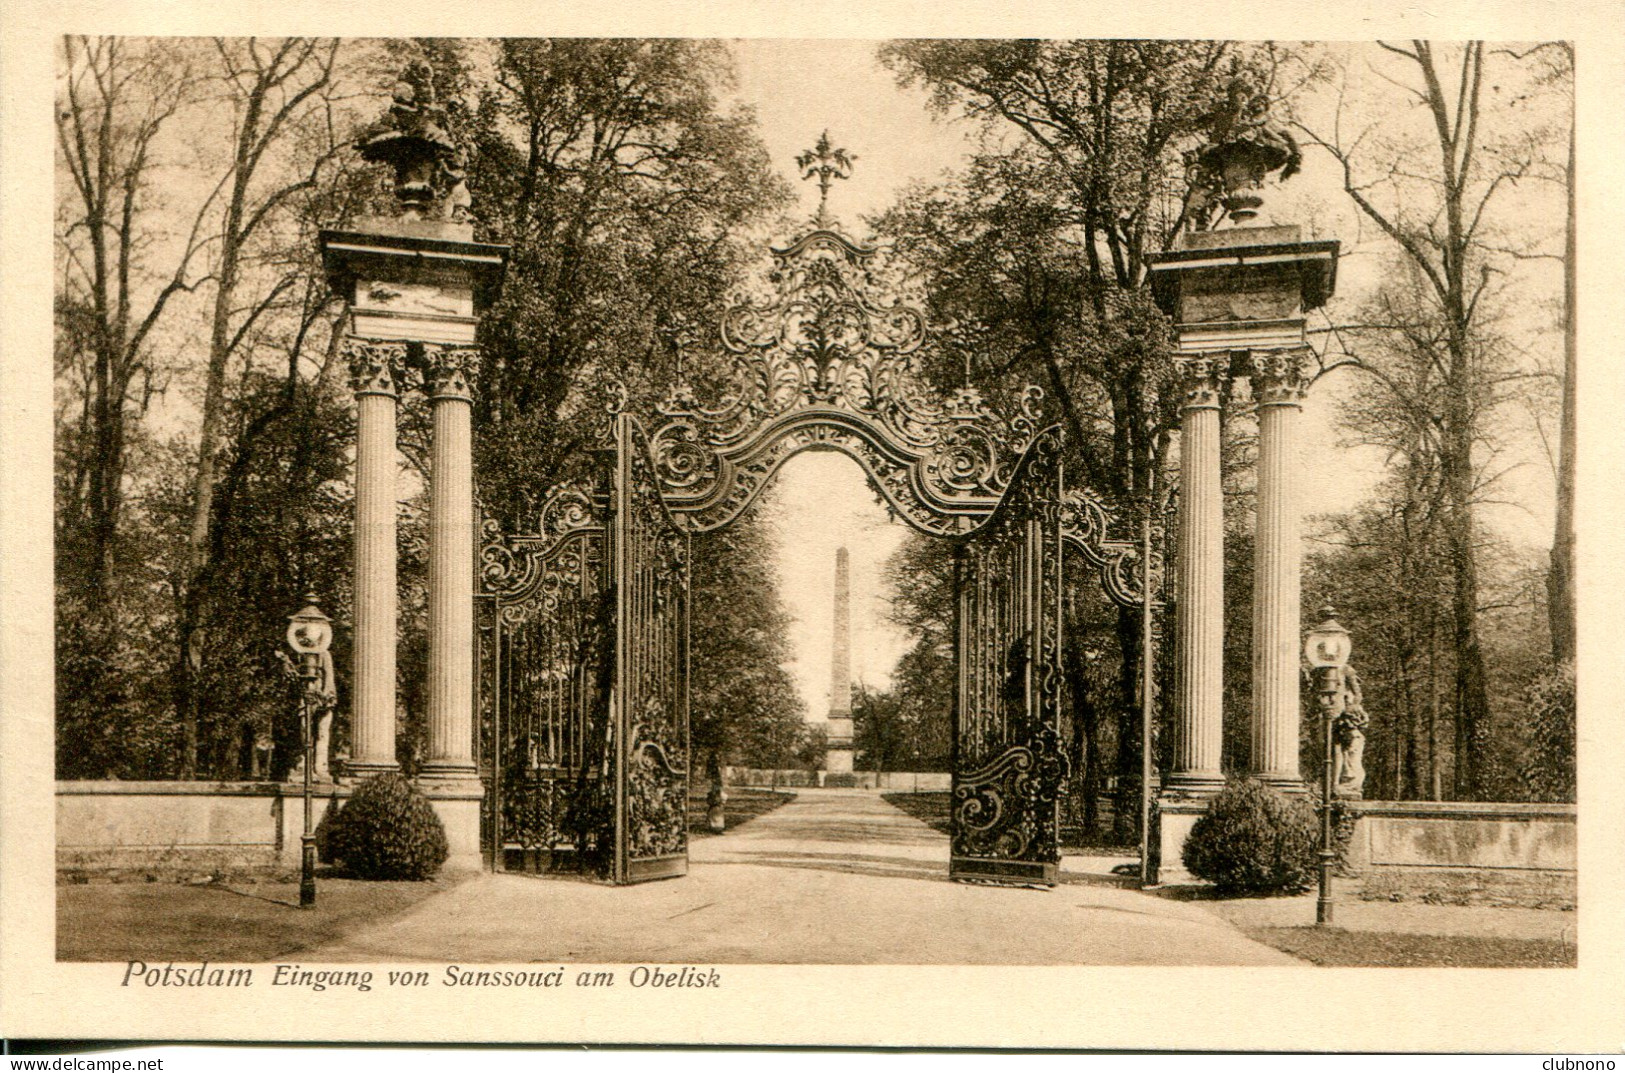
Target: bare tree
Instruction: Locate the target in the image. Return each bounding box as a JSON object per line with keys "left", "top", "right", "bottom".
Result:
{"left": 1299, "top": 42, "right": 1561, "bottom": 798}
{"left": 1538, "top": 42, "right": 1577, "bottom": 668}
{"left": 172, "top": 37, "right": 344, "bottom": 777}
{"left": 1310, "top": 264, "right": 1459, "bottom": 798}
{"left": 55, "top": 37, "right": 213, "bottom": 610}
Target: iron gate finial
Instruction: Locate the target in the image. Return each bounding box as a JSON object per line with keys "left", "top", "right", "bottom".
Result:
{"left": 795, "top": 130, "right": 856, "bottom": 229}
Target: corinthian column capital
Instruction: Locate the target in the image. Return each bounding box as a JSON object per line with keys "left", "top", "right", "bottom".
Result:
{"left": 344, "top": 338, "right": 410, "bottom": 398}
{"left": 1247, "top": 348, "right": 1314, "bottom": 407}
{"left": 421, "top": 343, "right": 481, "bottom": 401}
{"left": 1176, "top": 355, "right": 1230, "bottom": 411}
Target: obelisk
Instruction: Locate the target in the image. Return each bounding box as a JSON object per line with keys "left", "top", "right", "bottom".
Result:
{"left": 824, "top": 547, "right": 855, "bottom": 777}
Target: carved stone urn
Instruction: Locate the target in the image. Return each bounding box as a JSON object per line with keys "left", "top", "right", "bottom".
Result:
{"left": 1195, "top": 136, "right": 1299, "bottom": 225}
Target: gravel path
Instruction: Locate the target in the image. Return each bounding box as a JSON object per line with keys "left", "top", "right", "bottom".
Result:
{"left": 302, "top": 788, "right": 1299, "bottom": 965}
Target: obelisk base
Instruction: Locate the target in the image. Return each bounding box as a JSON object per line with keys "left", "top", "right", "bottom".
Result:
{"left": 823, "top": 714, "right": 855, "bottom": 784}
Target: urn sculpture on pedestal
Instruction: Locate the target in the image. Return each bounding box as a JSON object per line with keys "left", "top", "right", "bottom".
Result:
{"left": 1144, "top": 106, "right": 1339, "bottom": 881}
{"left": 318, "top": 63, "right": 508, "bottom": 868}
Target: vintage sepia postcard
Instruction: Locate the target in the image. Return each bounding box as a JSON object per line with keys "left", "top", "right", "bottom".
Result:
{"left": 2, "top": 0, "right": 1623, "bottom": 1053}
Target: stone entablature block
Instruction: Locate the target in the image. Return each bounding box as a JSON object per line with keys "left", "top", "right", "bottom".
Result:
{"left": 1147, "top": 225, "right": 1339, "bottom": 325}
{"left": 320, "top": 221, "right": 507, "bottom": 348}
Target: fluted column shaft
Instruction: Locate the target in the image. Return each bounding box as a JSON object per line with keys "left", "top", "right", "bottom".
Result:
{"left": 422, "top": 345, "right": 480, "bottom": 781}
{"left": 1250, "top": 351, "right": 1311, "bottom": 787}
{"left": 1171, "top": 357, "right": 1227, "bottom": 792}
{"left": 347, "top": 340, "right": 406, "bottom": 775}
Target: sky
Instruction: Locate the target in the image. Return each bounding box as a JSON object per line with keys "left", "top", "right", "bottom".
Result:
{"left": 720, "top": 40, "right": 1564, "bottom": 723}
{"left": 728, "top": 41, "right": 970, "bottom": 720}
{"left": 730, "top": 40, "right": 976, "bottom": 226}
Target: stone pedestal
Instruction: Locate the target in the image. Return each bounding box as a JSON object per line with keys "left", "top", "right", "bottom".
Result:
{"left": 418, "top": 781, "right": 486, "bottom": 872}
{"left": 1151, "top": 796, "right": 1209, "bottom": 885}
{"left": 824, "top": 723, "right": 854, "bottom": 776}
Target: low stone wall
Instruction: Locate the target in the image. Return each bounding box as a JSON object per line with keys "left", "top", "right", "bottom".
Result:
{"left": 721, "top": 768, "right": 819, "bottom": 788}
{"left": 57, "top": 781, "right": 320, "bottom": 872}
{"left": 57, "top": 779, "right": 484, "bottom": 874}
{"left": 1155, "top": 795, "right": 1576, "bottom": 906}
{"left": 1346, "top": 800, "right": 1576, "bottom": 907}
{"left": 721, "top": 767, "right": 951, "bottom": 792}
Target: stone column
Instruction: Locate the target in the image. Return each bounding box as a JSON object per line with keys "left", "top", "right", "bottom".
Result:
{"left": 345, "top": 339, "right": 407, "bottom": 776}
{"left": 1145, "top": 220, "right": 1339, "bottom": 881}
{"left": 420, "top": 344, "right": 481, "bottom": 784}
{"left": 1249, "top": 350, "right": 1312, "bottom": 788}
{"left": 1169, "top": 355, "right": 1227, "bottom": 793}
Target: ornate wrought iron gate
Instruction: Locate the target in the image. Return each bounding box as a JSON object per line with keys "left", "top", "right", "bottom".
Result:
{"left": 609, "top": 413, "right": 691, "bottom": 883}
{"left": 478, "top": 188, "right": 1151, "bottom": 887}
{"left": 950, "top": 429, "right": 1069, "bottom": 885}
{"left": 480, "top": 415, "right": 690, "bottom": 885}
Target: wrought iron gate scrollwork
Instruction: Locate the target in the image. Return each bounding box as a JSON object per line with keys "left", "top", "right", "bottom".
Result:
{"left": 951, "top": 426, "right": 1070, "bottom": 885}
{"left": 612, "top": 412, "right": 691, "bottom": 883}
{"left": 1060, "top": 488, "right": 1163, "bottom": 610}
{"left": 479, "top": 478, "right": 614, "bottom": 875}
{"left": 645, "top": 227, "right": 1048, "bottom": 536}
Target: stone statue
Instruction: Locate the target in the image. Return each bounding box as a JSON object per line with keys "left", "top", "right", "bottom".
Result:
{"left": 280, "top": 648, "right": 338, "bottom": 781}
{"left": 310, "top": 648, "right": 337, "bottom": 780}
{"left": 1333, "top": 663, "right": 1369, "bottom": 798}
{"left": 252, "top": 727, "right": 274, "bottom": 778}
{"left": 358, "top": 60, "right": 464, "bottom": 221}
{"left": 1187, "top": 68, "right": 1303, "bottom": 226}
{"left": 380, "top": 61, "right": 450, "bottom": 148}
{"left": 441, "top": 148, "right": 472, "bottom": 223}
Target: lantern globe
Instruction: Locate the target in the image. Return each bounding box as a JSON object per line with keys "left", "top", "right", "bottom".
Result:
{"left": 1303, "top": 606, "right": 1351, "bottom": 669}
{"left": 287, "top": 598, "right": 333, "bottom": 655}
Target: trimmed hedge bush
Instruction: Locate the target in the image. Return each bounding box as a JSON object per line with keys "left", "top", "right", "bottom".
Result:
{"left": 313, "top": 798, "right": 339, "bottom": 864}
{"left": 327, "top": 774, "right": 449, "bottom": 880}
{"left": 1182, "top": 778, "right": 1319, "bottom": 894}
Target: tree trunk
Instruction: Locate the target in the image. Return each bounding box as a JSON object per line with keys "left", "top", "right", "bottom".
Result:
{"left": 1403, "top": 647, "right": 1421, "bottom": 801}
{"left": 1065, "top": 639, "right": 1100, "bottom": 841}
{"left": 1444, "top": 401, "right": 1493, "bottom": 799}
{"left": 177, "top": 159, "right": 250, "bottom": 772}
{"left": 85, "top": 345, "right": 125, "bottom": 609}
{"left": 706, "top": 747, "right": 726, "bottom": 833}
{"left": 1549, "top": 119, "right": 1577, "bottom": 667}
{"left": 1429, "top": 614, "right": 1443, "bottom": 801}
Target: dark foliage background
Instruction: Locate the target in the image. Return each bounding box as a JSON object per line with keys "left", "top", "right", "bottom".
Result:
{"left": 53, "top": 38, "right": 1573, "bottom": 818}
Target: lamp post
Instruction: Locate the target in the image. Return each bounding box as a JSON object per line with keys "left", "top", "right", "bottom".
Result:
{"left": 1304, "top": 607, "right": 1351, "bottom": 925}
{"left": 287, "top": 596, "right": 333, "bottom": 909}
